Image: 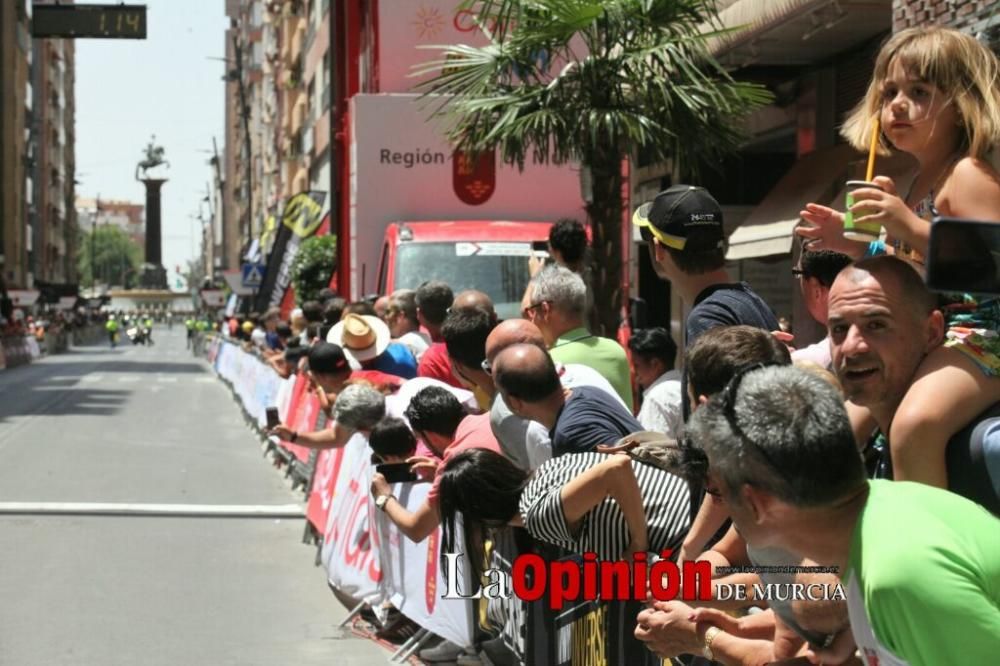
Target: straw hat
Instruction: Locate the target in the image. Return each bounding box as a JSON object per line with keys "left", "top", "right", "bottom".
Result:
{"left": 326, "top": 313, "right": 391, "bottom": 363}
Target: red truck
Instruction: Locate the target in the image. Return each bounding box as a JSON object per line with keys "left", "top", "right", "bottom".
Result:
{"left": 376, "top": 220, "right": 553, "bottom": 320}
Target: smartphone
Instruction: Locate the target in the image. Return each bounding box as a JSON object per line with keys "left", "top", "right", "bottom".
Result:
{"left": 926, "top": 217, "right": 1000, "bottom": 296}
{"left": 376, "top": 462, "right": 419, "bottom": 484}
{"left": 531, "top": 239, "right": 549, "bottom": 261}
{"left": 265, "top": 407, "right": 280, "bottom": 429}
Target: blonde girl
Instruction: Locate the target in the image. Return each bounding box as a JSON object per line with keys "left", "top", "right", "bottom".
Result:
{"left": 797, "top": 27, "right": 1000, "bottom": 488}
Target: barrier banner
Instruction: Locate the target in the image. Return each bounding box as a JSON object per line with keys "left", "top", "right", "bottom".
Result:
{"left": 372, "top": 481, "right": 475, "bottom": 649}
{"left": 321, "top": 433, "right": 383, "bottom": 603}
{"left": 306, "top": 445, "right": 347, "bottom": 533}
{"left": 276, "top": 373, "right": 319, "bottom": 463}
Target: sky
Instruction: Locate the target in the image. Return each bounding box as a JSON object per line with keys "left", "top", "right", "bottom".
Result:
{"left": 75, "top": 0, "right": 228, "bottom": 285}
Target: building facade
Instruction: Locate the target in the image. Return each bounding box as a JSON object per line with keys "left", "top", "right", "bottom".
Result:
{"left": 0, "top": 0, "right": 32, "bottom": 291}
{"left": 30, "top": 35, "right": 77, "bottom": 287}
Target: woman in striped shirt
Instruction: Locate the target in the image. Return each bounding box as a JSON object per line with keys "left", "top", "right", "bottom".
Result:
{"left": 436, "top": 446, "right": 700, "bottom": 574}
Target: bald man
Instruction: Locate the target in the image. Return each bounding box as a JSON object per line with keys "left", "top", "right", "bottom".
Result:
{"left": 485, "top": 320, "right": 626, "bottom": 468}
{"left": 452, "top": 289, "right": 497, "bottom": 321}
{"left": 493, "top": 344, "right": 641, "bottom": 458}
{"left": 829, "top": 256, "right": 1000, "bottom": 514}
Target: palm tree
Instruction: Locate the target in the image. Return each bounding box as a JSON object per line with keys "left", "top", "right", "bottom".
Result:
{"left": 417, "top": 0, "right": 773, "bottom": 336}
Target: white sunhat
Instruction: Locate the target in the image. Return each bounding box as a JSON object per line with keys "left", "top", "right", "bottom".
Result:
{"left": 326, "top": 313, "right": 391, "bottom": 363}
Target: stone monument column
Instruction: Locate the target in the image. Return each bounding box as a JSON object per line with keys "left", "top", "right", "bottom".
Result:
{"left": 136, "top": 137, "right": 169, "bottom": 289}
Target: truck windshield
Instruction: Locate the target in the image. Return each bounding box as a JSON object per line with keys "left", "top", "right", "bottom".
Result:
{"left": 394, "top": 242, "right": 533, "bottom": 320}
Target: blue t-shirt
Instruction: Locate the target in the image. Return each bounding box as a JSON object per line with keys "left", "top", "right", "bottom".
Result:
{"left": 682, "top": 282, "right": 779, "bottom": 416}
{"left": 365, "top": 342, "right": 418, "bottom": 379}
{"left": 550, "top": 385, "right": 642, "bottom": 457}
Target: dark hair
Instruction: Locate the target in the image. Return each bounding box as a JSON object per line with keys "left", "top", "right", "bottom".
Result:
{"left": 305, "top": 323, "right": 320, "bottom": 342}
{"left": 404, "top": 386, "right": 465, "bottom": 437}
{"left": 493, "top": 346, "right": 562, "bottom": 402}
{"left": 369, "top": 417, "right": 417, "bottom": 458}
{"left": 666, "top": 240, "right": 726, "bottom": 274}
{"left": 686, "top": 326, "right": 791, "bottom": 398}
{"left": 438, "top": 448, "right": 529, "bottom": 580}
{"left": 323, "top": 297, "right": 347, "bottom": 325}
{"left": 307, "top": 341, "right": 350, "bottom": 375}
{"left": 301, "top": 301, "right": 324, "bottom": 323}
{"left": 317, "top": 287, "right": 338, "bottom": 305}
{"left": 442, "top": 307, "right": 495, "bottom": 369}
{"left": 641, "top": 225, "right": 726, "bottom": 275}
{"left": 549, "top": 218, "right": 588, "bottom": 265}
{"left": 628, "top": 327, "right": 677, "bottom": 370}
{"left": 275, "top": 323, "right": 293, "bottom": 339}
{"left": 343, "top": 301, "right": 377, "bottom": 318}
{"left": 247, "top": 311, "right": 261, "bottom": 326}
{"left": 415, "top": 280, "right": 454, "bottom": 327}
{"left": 800, "top": 250, "right": 853, "bottom": 287}
{"left": 284, "top": 343, "right": 308, "bottom": 367}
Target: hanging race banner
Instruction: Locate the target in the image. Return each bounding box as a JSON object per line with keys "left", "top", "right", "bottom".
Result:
{"left": 255, "top": 191, "right": 326, "bottom": 311}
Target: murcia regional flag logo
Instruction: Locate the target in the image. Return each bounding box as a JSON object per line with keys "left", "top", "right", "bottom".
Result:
{"left": 453, "top": 149, "right": 496, "bottom": 205}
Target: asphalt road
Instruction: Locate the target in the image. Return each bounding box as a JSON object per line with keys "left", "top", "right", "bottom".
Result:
{"left": 0, "top": 327, "right": 386, "bottom": 665}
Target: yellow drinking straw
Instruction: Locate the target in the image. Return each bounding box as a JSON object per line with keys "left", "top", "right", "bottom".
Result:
{"left": 865, "top": 117, "right": 880, "bottom": 182}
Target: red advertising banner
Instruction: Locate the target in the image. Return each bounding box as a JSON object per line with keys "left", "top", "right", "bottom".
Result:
{"left": 277, "top": 373, "right": 319, "bottom": 463}
{"left": 305, "top": 446, "right": 347, "bottom": 533}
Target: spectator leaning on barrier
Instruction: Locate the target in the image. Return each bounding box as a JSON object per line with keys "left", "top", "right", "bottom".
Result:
{"left": 633, "top": 184, "right": 779, "bottom": 416}
{"left": 522, "top": 265, "right": 634, "bottom": 409}
{"left": 271, "top": 383, "right": 386, "bottom": 450}
{"left": 385, "top": 289, "right": 430, "bottom": 361}
{"left": 485, "top": 319, "right": 626, "bottom": 470}
{"left": 493, "top": 343, "right": 641, "bottom": 457}
{"left": 327, "top": 313, "right": 417, "bottom": 379}
{"left": 369, "top": 386, "right": 501, "bottom": 543}
{"left": 368, "top": 417, "right": 417, "bottom": 464}
{"left": 628, "top": 327, "right": 683, "bottom": 438}
{"left": 790, "top": 247, "right": 854, "bottom": 369}
{"left": 829, "top": 256, "right": 1000, "bottom": 514}
{"left": 686, "top": 365, "right": 1000, "bottom": 665}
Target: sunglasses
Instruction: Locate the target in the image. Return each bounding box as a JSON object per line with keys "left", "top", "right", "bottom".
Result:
{"left": 719, "top": 362, "right": 782, "bottom": 472}
{"left": 521, "top": 300, "right": 549, "bottom": 319}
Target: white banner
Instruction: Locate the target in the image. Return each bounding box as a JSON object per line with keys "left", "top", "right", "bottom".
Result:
{"left": 348, "top": 93, "right": 585, "bottom": 298}
{"left": 321, "top": 433, "right": 384, "bottom": 604}
{"left": 372, "top": 481, "right": 475, "bottom": 648}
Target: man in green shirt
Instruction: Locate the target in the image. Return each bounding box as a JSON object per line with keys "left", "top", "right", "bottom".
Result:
{"left": 105, "top": 316, "right": 119, "bottom": 348}
{"left": 521, "top": 265, "right": 633, "bottom": 409}
{"left": 686, "top": 365, "right": 1000, "bottom": 665}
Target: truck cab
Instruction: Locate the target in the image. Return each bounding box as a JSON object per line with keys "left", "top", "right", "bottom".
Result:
{"left": 376, "top": 221, "right": 553, "bottom": 321}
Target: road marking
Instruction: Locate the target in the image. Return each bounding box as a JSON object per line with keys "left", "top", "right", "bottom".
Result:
{"left": 81, "top": 375, "right": 104, "bottom": 383}
{"left": 118, "top": 375, "right": 141, "bottom": 383}
{"left": 155, "top": 376, "right": 178, "bottom": 383}
{"left": 0, "top": 502, "right": 304, "bottom": 518}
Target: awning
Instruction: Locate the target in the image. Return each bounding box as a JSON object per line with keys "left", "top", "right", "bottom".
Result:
{"left": 726, "top": 143, "right": 858, "bottom": 261}
{"left": 707, "top": 0, "right": 891, "bottom": 67}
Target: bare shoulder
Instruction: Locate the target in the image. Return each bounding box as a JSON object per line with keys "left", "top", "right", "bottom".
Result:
{"left": 940, "top": 157, "right": 1000, "bottom": 219}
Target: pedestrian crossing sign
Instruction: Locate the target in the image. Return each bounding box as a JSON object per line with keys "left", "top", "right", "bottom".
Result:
{"left": 241, "top": 262, "right": 265, "bottom": 289}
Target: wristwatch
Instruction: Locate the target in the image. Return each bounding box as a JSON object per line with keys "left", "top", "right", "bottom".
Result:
{"left": 374, "top": 494, "right": 393, "bottom": 512}
{"left": 702, "top": 626, "right": 721, "bottom": 660}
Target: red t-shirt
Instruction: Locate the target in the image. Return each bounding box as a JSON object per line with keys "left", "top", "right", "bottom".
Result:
{"left": 350, "top": 369, "right": 404, "bottom": 392}
{"left": 427, "top": 413, "right": 502, "bottom": 505}
{"left": 416, "top": 342, "right": 463, "bottom": 388}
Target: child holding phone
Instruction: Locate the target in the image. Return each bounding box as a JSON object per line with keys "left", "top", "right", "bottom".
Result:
{"left": 796, "top": 27, "right": 1000, "bottom": 488}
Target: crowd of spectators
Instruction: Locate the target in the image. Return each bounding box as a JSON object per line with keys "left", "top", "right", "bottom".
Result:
{"left": 224, "top": 178, "right": 998, "bottom": 664}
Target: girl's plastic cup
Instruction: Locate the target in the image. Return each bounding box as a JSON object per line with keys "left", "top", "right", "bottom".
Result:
{"left": 843, "top": 180, "right": 883, "bottom": 241}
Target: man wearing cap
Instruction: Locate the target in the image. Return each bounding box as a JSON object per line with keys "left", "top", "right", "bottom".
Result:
{"left": 327, "top": 313, "right": 418, "bottom": 379}
{"left": 633, "top": 184, "right": 779, "bottom": 415}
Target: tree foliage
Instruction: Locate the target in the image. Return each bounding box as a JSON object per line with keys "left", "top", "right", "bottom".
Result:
{"left": 417, "top": 0, "right": 773, "bottom": 334}
{"left": 78, "top": 225, "right": 143, "bottom": 288}
{"left": 291, "top": 234, "right": 338, "bottom": 306}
